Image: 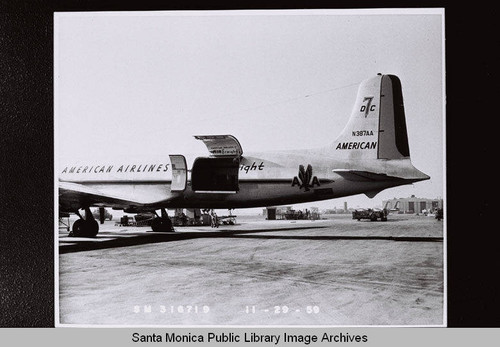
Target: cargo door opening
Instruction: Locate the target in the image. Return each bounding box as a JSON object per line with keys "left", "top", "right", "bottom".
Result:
{"left": 191, "top": 157, "right": 239, "bottom": 193}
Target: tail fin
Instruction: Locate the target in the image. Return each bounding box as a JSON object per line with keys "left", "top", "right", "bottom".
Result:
{"left": 332, "top": 74, "right": 411, "bottom": 161}
{"left": 330, "top": 74, "right": 429, "bottom": 183}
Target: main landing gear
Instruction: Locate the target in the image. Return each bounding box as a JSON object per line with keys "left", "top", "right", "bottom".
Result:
{"left": 69, "top": 207, "right": 99, "bottom": 238}
{"left": 150, "top": 208, "right": 174, "bottom": 232}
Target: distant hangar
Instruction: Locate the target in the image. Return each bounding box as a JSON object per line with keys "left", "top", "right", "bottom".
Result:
{"left": 383, "top": 195, "right": 443, "bottom": 214}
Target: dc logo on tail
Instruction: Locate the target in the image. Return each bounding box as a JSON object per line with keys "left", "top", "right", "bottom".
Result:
{"left": 360, "top": 96, "right": 376, "bottom": 117}
{"left": 291, "top": 164, "right": 320, "bottom": 191}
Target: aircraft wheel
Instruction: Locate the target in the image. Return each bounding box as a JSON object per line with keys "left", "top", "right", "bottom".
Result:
{"left": 70, "top": 219, "right": 99, "bottom": 237}
{"left": 87, "top": 220, "right": 99, "bottom": 237}
{"left": 69, "top": 219, "right": 83, "bottom": 236}
{"left": 151, "top": 218, "right": 174, "bottom": 232}
{"left": 151, "top": 218, "right": 163, "bottom": 232}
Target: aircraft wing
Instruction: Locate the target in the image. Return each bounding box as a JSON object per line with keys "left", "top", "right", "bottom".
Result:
{"left": 332, "top": 169, "right": 404, "bottom": 182}
{"left": 59, "top": 181, "right": 145, "bottom": 210}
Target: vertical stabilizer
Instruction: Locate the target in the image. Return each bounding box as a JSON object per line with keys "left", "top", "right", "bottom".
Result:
{"left": 331, "top": 74, "right": 411, "bottom": 161}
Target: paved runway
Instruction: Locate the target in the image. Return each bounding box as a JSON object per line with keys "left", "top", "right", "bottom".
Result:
{"left": 58, "top": 214, "right": 444, "bottom": 326}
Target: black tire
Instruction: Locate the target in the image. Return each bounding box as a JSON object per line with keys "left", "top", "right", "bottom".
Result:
{"left": 151, "top": 218, "right": 174, "bottom": 232}
{"left": 151, "top": 218, "right": 162, "bottom": 232}
{"left": 69, "top": 219, "right": 83, "bottom": 236}
{"left": 166, "top": 218, "right": 174, "bottom": 231}
{"left": 87, "top": 220, "right": 99, "bottom": 237}
{"left": 70, "top": 219, "right": 99, "bottom": 237}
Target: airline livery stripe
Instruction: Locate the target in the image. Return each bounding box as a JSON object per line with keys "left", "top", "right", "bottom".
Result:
{"left": 59, "top": 179, "right": 335, "bottom": 185}
{"left": 239, "top": 179, "right": 335, "bottom": 184}
{"left": 194, "top": 191, "right": 237, "bottom": 194}
{"left": 59, "top": 180, "right": 171, "bottom": 184}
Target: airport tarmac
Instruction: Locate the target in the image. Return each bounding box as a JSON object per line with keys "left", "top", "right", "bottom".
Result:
{"left": 58, "top": 214, "right": 444, "bottom": 326}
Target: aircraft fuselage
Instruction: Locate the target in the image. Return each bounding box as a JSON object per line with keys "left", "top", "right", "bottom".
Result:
{"left": 59, "top": 150, "right": 415, "bottom": 212}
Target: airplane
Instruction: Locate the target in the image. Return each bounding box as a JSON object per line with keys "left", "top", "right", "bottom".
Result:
{"left": 58, "top": 74, "right": 430, "bottom": 237}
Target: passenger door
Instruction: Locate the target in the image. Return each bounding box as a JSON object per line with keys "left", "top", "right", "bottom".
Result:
{"left": 169, "top": 155, "right": 187, "bottom": 192}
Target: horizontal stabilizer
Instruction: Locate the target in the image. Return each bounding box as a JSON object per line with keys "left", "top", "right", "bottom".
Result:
{"left": 333, "top": 169, "right": 403, "bottom": 182}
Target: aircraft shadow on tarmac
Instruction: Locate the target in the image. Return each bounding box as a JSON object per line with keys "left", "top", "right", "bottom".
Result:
{"left": 59, "top": 225, "right": 442, "bottom": 254}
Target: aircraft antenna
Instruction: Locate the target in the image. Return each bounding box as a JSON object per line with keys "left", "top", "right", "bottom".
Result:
{"left": 210, "top": 80, "right": 362, "bottom": 120}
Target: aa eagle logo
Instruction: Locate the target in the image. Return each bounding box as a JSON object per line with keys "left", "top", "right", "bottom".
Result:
{"left": 291, "top": 164, "right": 320, "bottom": 191}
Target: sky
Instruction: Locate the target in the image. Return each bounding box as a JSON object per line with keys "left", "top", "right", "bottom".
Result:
{"left": 55, "top": 9, "right": 445, "bottom": 212}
